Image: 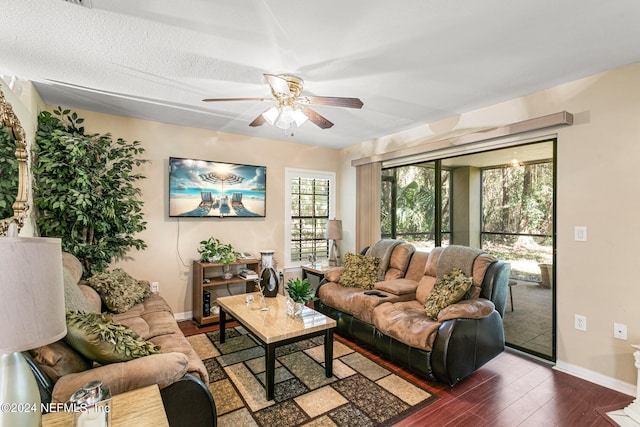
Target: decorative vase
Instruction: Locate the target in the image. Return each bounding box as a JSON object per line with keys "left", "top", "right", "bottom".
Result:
{"left": 286, "top": 296, "right": 305, "bottom": 318}
{"left": 260, "top": 250, "right": 279, "bottom": 297}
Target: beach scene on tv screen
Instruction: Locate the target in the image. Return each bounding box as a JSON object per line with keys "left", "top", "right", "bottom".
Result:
{"left": 169, "top": 158, "right": 266, "bottom": 217}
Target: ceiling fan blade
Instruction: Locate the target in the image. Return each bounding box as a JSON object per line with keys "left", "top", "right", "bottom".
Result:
{"left": 304, "top": 96, "right": 363, "bottom": 109}
{"left": 264, "top": 74, "right": 291, "bottom": 96}
{"left": 249, "top": 113, "right": 266, "bottom": 127}
{"left": 301, "top": 106, "right": 334, "bottom": 129}
{"left": 202, "top": 97, "right": 268, "bottom": 102}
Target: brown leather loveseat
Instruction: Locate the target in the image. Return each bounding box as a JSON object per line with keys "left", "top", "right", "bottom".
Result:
{"left": 315, "top": 240, "right": 510, "bottom": 386}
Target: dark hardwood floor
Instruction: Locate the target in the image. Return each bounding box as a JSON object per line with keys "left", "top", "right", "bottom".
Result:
{"left": 179, "top": 320, "right": 633, "bottom": 426}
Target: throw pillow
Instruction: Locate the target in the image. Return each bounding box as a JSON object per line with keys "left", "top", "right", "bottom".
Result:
{"left": 64, "top": 311, "right": 160, "bottom": 365}
{"left": 30, "top": 340, "right": 91, "bottom": 382}
{"left": 86, "top": 269, "right": 150, "bottom": 313}
{"left": 338, "top": 252, "right": 380, "bottom": 290}
{"left": 424, "top": 268, "right": 473, "bottom": 320}
{"left": 63, "top": 269, "right": 98, "bottom": 313}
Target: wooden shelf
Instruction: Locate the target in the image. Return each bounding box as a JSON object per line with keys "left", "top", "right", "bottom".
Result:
{"left": 192, "top": 259, "right": 260, "bottom": 327}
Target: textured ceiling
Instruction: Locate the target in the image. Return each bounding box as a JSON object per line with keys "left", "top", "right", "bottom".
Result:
{"left": 1, "top": 0, "right": 640, "bottom": 148}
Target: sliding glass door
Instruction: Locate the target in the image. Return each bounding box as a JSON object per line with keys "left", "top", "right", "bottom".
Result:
{"left": 381, "top": 139, "right": 556, "bottom": 360}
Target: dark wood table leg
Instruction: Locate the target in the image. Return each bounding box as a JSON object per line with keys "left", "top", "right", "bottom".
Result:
{"left": 325, "top": 328, "right": 334, "bottom": 378}
{"left": 265, "top": 343, "right": 276, "bottom": 400}
{"left": 219, "top": 308, "right": 226, "bottom": 343}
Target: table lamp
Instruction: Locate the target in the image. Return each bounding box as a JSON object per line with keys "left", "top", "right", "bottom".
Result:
{"left": 0, "top": 234, "right": 66, "bottom": 427}
{"left": 326, "top": 219, "right": 342, "bottom": 266}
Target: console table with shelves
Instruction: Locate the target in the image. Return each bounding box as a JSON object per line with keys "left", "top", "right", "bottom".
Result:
{"left": 192, "top": 259, "right": 260, "bottom": 326}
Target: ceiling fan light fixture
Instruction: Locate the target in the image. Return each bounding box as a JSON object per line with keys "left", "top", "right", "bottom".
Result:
{"left": 275, "top": 105, "right": 295, "bottom": 130}
{"left": 293, "top": 109, "right": 308, "bottom": 127}
{"left": 262, "top": 107, "right": 279, "bottom": 126}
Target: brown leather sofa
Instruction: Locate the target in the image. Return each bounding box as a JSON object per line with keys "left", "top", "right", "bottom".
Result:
{"left": 26, "top": 254, "right": 216, "bottom": 427}
{"left": 315, "top": 241, "right": 510, "bottom": 386}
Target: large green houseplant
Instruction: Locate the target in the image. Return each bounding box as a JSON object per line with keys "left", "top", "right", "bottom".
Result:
{"left": 33, "top": 107, "right": 148, "bottom": 277}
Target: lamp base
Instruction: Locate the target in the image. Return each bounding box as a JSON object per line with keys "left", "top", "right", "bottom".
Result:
{"left": 0, "top": 352, "right": 42, "bottom": 427}
{"left": 329, "top": 240, "right": 341, "bottom": 267}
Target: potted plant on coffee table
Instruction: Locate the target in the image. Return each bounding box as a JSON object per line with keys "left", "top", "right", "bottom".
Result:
{"left": 285, "top": 277, "right": 318, "bottom": 317}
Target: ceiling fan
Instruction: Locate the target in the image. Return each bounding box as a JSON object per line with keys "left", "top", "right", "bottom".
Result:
{"left": 203, "top": 74, "right": 363, "bottom": 130}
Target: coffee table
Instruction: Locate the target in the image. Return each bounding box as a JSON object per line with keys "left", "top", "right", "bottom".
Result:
{"left": 217, "top": 292, "right": 337, "bottom": 400}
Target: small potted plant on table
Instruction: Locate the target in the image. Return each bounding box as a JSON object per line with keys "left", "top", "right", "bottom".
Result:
{"left": 197, "top": 237, "right": 238, "bottom": 279}
{"left": 285, "top": 277, "right": 318, "bottom": 317}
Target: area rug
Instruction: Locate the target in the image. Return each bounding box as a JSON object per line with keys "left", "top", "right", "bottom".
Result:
{"left": 187, "top": 326, "right": 439, "bottom": 427}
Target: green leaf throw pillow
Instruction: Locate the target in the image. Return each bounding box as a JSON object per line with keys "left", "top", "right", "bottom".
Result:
{"left": 424, "top": 268, "right": 473, "bottom": 320}
{"left": 64, "top": 311, "right": 160, "bottom": 365}
{"left": 339, "top": 252, "right": 381, "bottom": 290}
{"left": 86, "top": 269, "right": 150, "bottom": 313}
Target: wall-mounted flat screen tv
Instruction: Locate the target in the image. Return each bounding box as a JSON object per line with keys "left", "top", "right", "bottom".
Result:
{"left": 169, "top": 157, "right": 266, "bottom": 217}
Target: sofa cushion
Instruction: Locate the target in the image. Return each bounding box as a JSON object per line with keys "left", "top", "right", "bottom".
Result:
{"left": 384, "top": 243, "right": 415, "bottom": 280}
{"left": 374, "top": 278, "right": 418, "bottom": 296}
{"left": 51, "top": 352, "right": 189, "bottom": 403}
{"left": 415, "top": 275, "right": 436, "bottom": 304}
{"left": 318, "top": 281, "right": 362, "bottom": 316}
{"left": 372, "top": 300, "right": 441, "bottom": 352}
{"left": 338, "top": 252, "right": 380, "bottom": 290}
{"left": 86, "top": 269, "right": 151, "bottom": 313}
{"left": 64, "top": 311, "right": 160, "bottom": 365}
{"left": 469, "top": 253, "right": 498, "bottom": 299}
{"left": 29, "top": 341, "right": 91, "bottom": 383}
{"left": 324, "top": 267, "right": 343, "bottom": 283}
{"left": 62, "top": 252, "right": 83, "bottom": 283}
{"left": 437, "top": 299, "right": 495, "bottom": 322}
{"left": 404, "top": 251, "right": 429, "bottom": 282}
{"left": 111, "top": 293, "right": 209, "bottom": 384}
{"left": 78, "top": 284, "right": 102, "bottom": 312}
{"left": 424, "top": 247, "right": 442, "bottom": 277}
{"left": 424, "top": 268, "right": 473, "bottom": 320}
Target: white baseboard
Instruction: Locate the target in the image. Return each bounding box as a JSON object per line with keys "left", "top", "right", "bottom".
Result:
{"left": 554, "top": 360, "right": 636, "bottom": 397}
{"left": 174, "top": 311, "right": 192, "bottom": 322}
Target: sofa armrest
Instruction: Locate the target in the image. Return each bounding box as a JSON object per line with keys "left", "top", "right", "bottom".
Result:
{"left": 431, "top": 311, "right": 505, "bottom": 385}
{"left": 374, "top": 278, "right": 418, "bottom": 296}
{"left": 437, "top": 299, "right": 495, "bottom": 322}
{"left": 51, "top": 352, "right": 189, "bottom": 403}
{"left": 160, "top": 373, "right": 217, "bottom": 427}
{"left": 323, "top": 267, "right": 344, "bottom": 283}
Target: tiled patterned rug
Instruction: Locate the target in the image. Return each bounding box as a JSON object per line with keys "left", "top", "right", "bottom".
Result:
{"left": 187, "top": 326, "right": 439, "bottom": 427}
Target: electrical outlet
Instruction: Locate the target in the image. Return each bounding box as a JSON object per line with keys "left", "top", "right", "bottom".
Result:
{"left": 151, "top": 281, "right": 159, "bottom": 294}
{"left": 574, "top": 314, "right": 587, "bottom": 331}
{"left": 614, "top": 323, "right": 627, "bottom": 340}
{"left": 574, "top": 226, "right": 587, "bottom": 241}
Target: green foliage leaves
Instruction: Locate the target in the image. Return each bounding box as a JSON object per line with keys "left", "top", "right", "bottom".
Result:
{"left": 285, "top": 277, "right": 318, "bottom": 303}
{"left": 0, "top": 126, "right": 18, "bottom": 217}
{"left": 33, "top": 107, "right": 148, "bottom": 277}
{"left": 482, "top": 163, "right": 553, "bottom": 236}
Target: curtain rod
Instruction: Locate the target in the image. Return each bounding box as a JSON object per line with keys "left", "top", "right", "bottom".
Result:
{"left": 352, "top": 111, "right": 573, "bottom": 167}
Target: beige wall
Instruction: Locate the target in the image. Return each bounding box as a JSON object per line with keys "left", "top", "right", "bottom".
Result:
{"left": 340, "top": 62, "right": 640, "bottom": 390}
{"left": 8, "top": 61, "right": 640, "bottom": 391}
{"left": 36, "top": 109, "right": 341, "bottom": 317}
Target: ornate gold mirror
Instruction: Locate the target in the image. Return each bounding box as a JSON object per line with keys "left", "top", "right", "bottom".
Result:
{"left": 0, "top": 88, "right": 28, "bottom": 235}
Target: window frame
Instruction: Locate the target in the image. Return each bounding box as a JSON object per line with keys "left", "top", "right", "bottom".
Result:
{"left": 284, "top": 168, "right": 336, "bottom": 268}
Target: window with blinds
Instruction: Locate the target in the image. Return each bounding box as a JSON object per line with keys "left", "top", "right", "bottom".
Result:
{"left": 289, "top": 176, "right": 330, "bottom": 262}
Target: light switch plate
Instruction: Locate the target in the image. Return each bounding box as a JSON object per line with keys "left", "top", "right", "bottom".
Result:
{"left": 574, "top": 226, "right": 587, "bottom": 241}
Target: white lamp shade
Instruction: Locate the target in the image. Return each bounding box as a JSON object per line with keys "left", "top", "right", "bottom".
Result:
{"left": 0, "top": 237, "right": 67, "bottom": 353}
